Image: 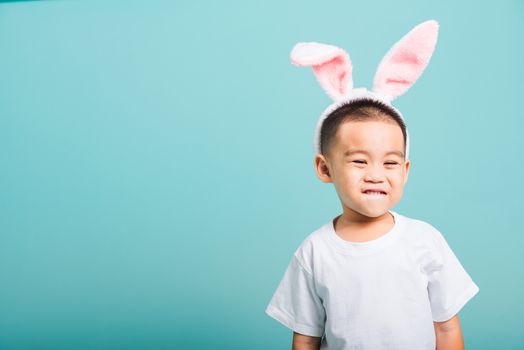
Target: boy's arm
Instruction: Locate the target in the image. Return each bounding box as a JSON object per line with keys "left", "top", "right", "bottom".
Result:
{"left": 292, "top": 331, "right": 321, "bottom": 350}
{"left": 434, "top": 315, "right": 465, "bottom": 350}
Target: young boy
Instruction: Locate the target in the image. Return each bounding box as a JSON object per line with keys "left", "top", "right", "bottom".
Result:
{"left": 265, "top": 21, "right": 479, "bottom": 349}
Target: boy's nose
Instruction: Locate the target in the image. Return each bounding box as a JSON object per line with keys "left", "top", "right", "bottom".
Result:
{"left": 364, "top": 166, "right": 385, "bottom": 182}
{"left": 364, "top": 174, "right": 384, "bottom": 183}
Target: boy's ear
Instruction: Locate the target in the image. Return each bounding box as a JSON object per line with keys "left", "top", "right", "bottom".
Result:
{"left": 403, "top": 159, "right": 411, "bottom": 185}
{"left": 314, "top": 154, "right": 333, "bottom": 183}
{"left": 372, "top": 20, "right": 439, "bottom": 101}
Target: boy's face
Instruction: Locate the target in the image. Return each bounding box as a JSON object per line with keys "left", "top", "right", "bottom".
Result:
{"left": 314, "top": 120, "right": 410, "bottom": 220}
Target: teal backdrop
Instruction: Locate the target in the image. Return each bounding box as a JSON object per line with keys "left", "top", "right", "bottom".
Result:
{"left": 1, "top": 0, "right": 522, "bottom": 349}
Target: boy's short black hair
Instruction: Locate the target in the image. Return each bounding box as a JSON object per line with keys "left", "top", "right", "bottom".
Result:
{"left": 320, "top": 98, "right": 408, "bottom": 159}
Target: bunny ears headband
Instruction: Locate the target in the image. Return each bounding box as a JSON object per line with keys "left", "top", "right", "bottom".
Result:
{"left": 290, "top": 20, "right": 440, "bottom": 160}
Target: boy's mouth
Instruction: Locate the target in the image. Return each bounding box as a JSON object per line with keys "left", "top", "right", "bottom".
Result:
{"left": 362, "top": 189, "right": 387, "bottom": 196}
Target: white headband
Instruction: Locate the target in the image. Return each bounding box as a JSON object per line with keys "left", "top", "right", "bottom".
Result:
{"left": 290, "top": 20, "right": 440, "bottom": 160}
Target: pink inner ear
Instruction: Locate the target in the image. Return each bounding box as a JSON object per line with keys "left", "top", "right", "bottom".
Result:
{"left": 373, "top": 20, "right": 439, "bottom": 99}
{"left": 290, "top": 42, "right": 353, "bottom": 101}
{"left": 312, "top": 55, "right": 351, "bottom": 100}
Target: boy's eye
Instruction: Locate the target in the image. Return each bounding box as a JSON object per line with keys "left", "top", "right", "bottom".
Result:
{"left": 351, "top": 160, "right": 399, "bottom": 165}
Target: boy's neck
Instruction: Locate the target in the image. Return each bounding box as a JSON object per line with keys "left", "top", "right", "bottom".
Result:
{"left": 333, "top": 210, "right": 395, "bottom": 243}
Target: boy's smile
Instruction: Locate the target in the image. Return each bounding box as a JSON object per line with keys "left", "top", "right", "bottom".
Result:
{"left": 315, "top": 120, "right": 410, "bottom": 226}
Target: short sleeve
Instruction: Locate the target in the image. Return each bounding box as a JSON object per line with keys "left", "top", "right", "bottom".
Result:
{"left": 265, "top": 255, "right": 326, "bottom": 337}
{"left": 426, "top": 228, "right": 480, "bottom": 322}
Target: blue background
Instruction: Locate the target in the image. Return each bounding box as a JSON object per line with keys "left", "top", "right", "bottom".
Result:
{"left": 1, "top": 0, "right": 522, "bottom": 348}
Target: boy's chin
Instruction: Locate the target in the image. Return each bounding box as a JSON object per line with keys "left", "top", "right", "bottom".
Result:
{"left": 348, "top": 206, "right": 392, "bottom": 219}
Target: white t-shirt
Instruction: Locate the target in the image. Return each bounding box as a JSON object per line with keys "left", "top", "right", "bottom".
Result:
{"left": 265, "top": 210, "right": 479, "bottom": 349}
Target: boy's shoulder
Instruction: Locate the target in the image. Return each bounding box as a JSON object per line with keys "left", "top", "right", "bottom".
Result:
{"left": 398, "top": 211, "right": 447, "bottom": 244}
{"left": 290, "top": 220, "right": 333, "bottom": 274}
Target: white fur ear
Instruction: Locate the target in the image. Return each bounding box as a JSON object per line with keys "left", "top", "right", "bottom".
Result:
{"left": 372, "top": 20, "right": 439, "bottom": 100}
{"left": 290, "top": 42, "right": 353, "bottom": 101}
